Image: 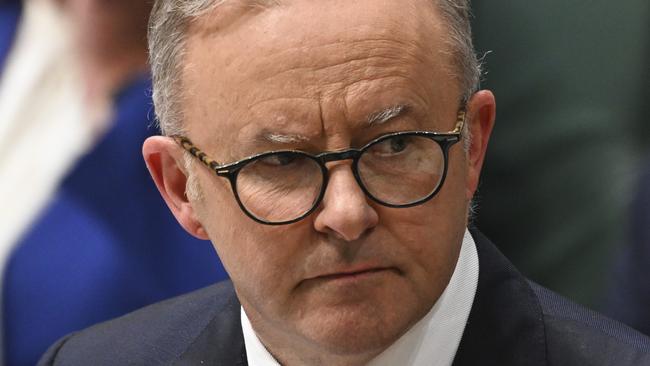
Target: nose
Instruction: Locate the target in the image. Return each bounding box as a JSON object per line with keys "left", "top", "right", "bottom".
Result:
{"left": 313, "top": 163, "right": 379, "bottom": 241}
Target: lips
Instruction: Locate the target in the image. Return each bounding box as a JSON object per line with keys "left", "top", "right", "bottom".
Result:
{"left": 308, "top": 265, "right": 396, "bottom": 282}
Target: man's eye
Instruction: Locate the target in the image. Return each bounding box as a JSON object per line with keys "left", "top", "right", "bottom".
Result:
{"left": 389, "top": 137, "right": 408, "bottom": 153}
{"left": 258, "top": 153, "right": 299, "bottom": 166}
{"left": 373, "top": 136, "right": 412, "bottom": 156}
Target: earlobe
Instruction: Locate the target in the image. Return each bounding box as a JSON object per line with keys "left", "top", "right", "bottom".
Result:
{"left": 465, "top": 90, "right": 496, "bottom": 200}
{"left": 142, "top": 136, "right": 210, "bottom": 240}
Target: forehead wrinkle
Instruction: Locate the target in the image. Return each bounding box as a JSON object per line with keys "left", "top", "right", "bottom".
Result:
{"left": 257, "top": 40, "right": 423, "bottom": 85}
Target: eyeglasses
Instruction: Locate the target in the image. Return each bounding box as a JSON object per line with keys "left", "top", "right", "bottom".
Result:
{"left": 174, "top": 109, "right": 466, "bottom": 225}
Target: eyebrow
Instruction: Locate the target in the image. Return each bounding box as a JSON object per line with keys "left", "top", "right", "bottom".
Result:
{"left": 367, "top": 104, "right": 410, "bottom": 126}
{"left": 262, "top": 132, "right": 310, "bottom": 144}
{"left": 250, "top": 104, "right": 410, "bottom": 147}
{"left": 246, "top": 0, "right": 281, "bottom": 10}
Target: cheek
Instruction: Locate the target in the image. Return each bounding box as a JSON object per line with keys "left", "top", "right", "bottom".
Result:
{"left": 192, "top": 178, "right": 254, "bottom": 277}
{"left": 199, "top": 188, "right": 313, "bottom": 309}
{"left": 209, "top": 223, "right": 294, "bottom": 308}
{"left": 378, "top": 190, "right": 467, "bottom": 299}
{"left": 447, "top": 150, "right": 473, "bottom": 202}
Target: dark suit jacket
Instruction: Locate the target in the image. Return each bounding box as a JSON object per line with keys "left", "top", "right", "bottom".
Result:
{"left": 38, "top": 230, "right": 650, "bottom": 365}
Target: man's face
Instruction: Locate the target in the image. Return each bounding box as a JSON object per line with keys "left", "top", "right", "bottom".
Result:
{"left": 180, "top": 0, "right": 481, "bottom": 360}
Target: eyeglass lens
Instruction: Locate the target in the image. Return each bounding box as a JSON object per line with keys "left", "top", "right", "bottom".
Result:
{"left": 357, "top": 135, "right": 444, "bottom": 205}
{"left": 236, "top": 152, "right": 324, "bottom": 223}
{"left": 235, "top": 134, "right": 445, "bottom": 223}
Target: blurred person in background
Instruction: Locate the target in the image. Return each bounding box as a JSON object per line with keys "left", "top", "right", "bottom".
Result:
{"left": 471, "top": 0, "right": 649, "bottom": 309}
{"left": 0, "top": 0, "right": 227, "bottom": 365}
{"left": 606, "top": 159, "right": 650, "bottom": 336}
{"left": 605, "top": 48, "right": 650, "bottom": 334}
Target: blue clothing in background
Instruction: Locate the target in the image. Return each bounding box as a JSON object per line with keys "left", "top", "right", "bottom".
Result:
{"left": 0, "top": 1, "right": 20, "bottom": 74}
{"left": 2, "top": 76, "right": 228, "bottom": 366}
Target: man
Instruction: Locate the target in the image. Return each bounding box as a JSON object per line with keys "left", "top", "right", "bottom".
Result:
{"left": 38, "top": 0, "right": 650, "bottom": 365}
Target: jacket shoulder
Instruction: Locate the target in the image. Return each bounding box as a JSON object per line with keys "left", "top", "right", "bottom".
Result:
{"left": 458, "top": 228, "right": 650, "bottom": 366}
{"left": 530, "top": 282, "right": 650, "bottom": 365}
{"left": 37, "top": 281, "right": 240, "bottom": 366}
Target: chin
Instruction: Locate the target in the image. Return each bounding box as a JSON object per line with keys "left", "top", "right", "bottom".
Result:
{"left": 295, "top": 300, "right": 416, "bottom": 356}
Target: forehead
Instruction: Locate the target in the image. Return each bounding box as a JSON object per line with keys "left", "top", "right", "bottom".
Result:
{"left": 182, "top": 0, "right": 459, "bottom": 153}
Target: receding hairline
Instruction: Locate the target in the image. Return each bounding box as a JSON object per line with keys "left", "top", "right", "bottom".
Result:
{"left": 149, "top": 0, "right": 481, "bottom": 136}
{"left": 188, "top": 0, "right": 281, "bottom": 33}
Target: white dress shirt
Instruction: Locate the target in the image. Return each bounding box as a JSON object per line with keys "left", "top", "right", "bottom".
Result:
{"left": 241, "top": 228, "right": 479, "bottom": 366}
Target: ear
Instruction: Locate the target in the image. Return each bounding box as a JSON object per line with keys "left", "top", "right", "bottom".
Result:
{"left": 464, "top": 90, "right": 496, "bottom": 200}
{"left": 142, "top": 136, "right": 210, "bottom": 240}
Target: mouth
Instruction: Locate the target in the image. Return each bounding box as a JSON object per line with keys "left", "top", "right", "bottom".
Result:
{"left": 307, "top": 266, "right": 399, "bottom": 284}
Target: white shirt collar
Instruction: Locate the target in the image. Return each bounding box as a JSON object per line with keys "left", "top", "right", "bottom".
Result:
{"left": 241, "top": 229, "right": 479, "bottom": 366}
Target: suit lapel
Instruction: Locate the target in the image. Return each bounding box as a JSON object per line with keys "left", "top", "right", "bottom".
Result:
{"left": 453, "top": 228, "right": 547, "bottom": 366}
{"left": 174, "top": 287, "right": 248, "bottom": 366}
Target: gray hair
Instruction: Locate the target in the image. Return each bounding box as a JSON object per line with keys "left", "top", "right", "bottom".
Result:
{"left": 148, "top": 0, "right": 482, "bottom": 137}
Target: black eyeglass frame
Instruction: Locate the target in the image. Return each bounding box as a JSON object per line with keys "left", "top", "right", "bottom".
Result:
{"left": 174, "top": 109, "right": 467, "bottom": 225}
